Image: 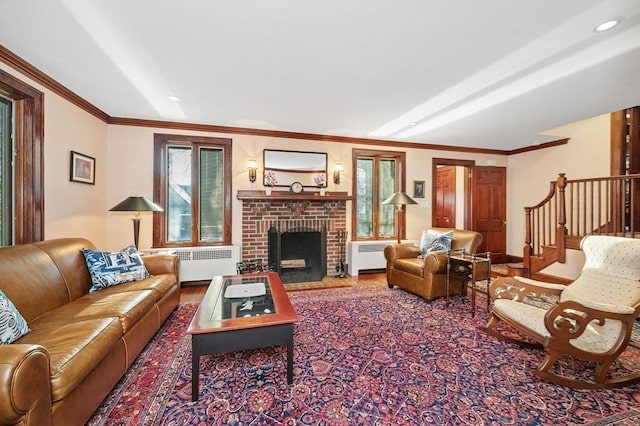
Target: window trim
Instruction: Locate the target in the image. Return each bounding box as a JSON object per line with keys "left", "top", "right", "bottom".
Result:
{"left": 0, "top": 70, "right": 44, "bottom": 244}
{"left": 351, "top": 148, "right": 406, "bottom": 241}
{"left": 153, "top": 133, "right": 232, "bottom": 247}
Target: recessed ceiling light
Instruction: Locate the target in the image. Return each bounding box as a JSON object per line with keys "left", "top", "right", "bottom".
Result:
{"left": 408, "top": 122, "right": 417, "bottom": 126}
{"left": 594, "top": 19, "right": 620, "bottom": 33}
{"left": 167, "top": 95, "right": 180, "bottom": 101}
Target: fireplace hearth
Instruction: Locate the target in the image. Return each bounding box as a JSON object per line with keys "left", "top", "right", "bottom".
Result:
{"left": 268, "top": 226, "right": 327, "bottom": 283}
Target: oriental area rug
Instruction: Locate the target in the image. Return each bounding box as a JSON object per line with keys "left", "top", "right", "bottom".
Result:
{"left": 88, "top": 284, "right": 640, "bottom": 425}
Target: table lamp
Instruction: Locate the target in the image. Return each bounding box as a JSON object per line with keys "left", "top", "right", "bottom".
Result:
{"left": 109, "top": 196, "right": 163, "bottom": 248}
{"left": 382, "top": 191, "right": 417, "bottom": 244}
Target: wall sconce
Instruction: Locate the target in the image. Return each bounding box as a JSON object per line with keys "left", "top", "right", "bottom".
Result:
{"left": 333, "top": 163, "right": 344, "bottom": 185}
{"left": 247, "top": 159, "right": 258, "bottom": 183}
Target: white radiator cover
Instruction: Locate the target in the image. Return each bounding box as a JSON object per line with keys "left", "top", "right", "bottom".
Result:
{"left": 347, "top": 240, "right": 417, "bottom": 276}
{"left": 173, "top": 246, "right": 240, "bottom": 281}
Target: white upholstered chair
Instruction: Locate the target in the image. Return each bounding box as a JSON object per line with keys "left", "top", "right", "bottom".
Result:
{"left": 482, "top": 235, "right": 640, "bottom": 389}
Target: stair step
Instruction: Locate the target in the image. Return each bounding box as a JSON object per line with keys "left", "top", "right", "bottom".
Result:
{"left": 491, "top": 263, "right": 527, "bottom": 278}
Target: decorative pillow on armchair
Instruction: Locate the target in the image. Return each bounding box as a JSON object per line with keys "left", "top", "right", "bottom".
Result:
{"left": 0, "top": 290, "right": 30, "bottom": 344}
{"left": 419, "top": 230, "right": 453, "bottom": 257}
{"left": 83, "top": 245, "right": 150, "bottom": 292}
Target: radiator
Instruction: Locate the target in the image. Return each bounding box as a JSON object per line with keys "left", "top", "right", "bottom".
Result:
{"left": 172, "top": 246, "right": 240, "bottom": 282}
{"left": 347, "top": 240, "right": 417, "bottom": 276}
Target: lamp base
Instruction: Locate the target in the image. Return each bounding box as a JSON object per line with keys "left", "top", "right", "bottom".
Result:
{"left": 132, "top": 218, "right": 141, "bottom": 249}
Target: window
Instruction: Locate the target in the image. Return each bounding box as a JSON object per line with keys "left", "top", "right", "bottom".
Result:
{"left": 0, "top": 70, "right": 44, "bottom": 245}
{"left": 153, "top": 134, "right": 232, "bottom": 247}
{"left": 352, "top": 149, "right": 406, "bottom": 240}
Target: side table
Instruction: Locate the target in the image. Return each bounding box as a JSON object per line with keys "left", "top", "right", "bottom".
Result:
{"left": 446, "top": 250, "right": 491, "bottom": 317}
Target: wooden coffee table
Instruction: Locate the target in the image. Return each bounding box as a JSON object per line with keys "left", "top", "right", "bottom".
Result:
{"left": 187, "top": 272, "right": 297, "bottom": 401}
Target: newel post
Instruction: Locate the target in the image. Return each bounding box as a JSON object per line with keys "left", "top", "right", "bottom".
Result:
{"left": 556, "top": 173, "right": 568, "bottom": 263}
{"left": 524, "top": 206, "right": 532, "bottom": 271}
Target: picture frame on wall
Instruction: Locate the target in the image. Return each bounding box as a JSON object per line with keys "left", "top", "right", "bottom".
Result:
{"left": 70, "top": 151, "right": 95, "bottom": 185}
{"left": 413, "top": 180, "right": 425, "bottom": 198}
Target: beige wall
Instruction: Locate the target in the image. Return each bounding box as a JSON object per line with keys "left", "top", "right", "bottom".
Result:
{"left": 0, "top": 62, "right": 109, "bottom": 248}
{"left": 506, "top": 114, "right": 610, "bottom": 277}
{"left": 107, "top": 126, "right": 507, "bottom": 251}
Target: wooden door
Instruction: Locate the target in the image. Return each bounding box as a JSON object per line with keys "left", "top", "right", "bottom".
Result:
{"left": 471, "top": 166, "right": 507, "bottom": 263}
{"left": 435, "top": 166, "right": 456, "bottom": 228}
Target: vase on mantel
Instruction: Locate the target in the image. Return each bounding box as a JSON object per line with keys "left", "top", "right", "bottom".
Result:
{"left": 320, "top": 188, "right": 326, "bottom": 196}
{"left": 265, "top": 187, "right": 272, "bottom": 196}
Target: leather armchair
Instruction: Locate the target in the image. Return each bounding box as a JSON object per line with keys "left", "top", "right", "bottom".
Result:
{"left": 384, "top": 228, "right": 483, "bottom": 300}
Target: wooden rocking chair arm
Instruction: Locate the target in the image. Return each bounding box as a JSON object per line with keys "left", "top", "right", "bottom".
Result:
{"left": 576, "top": 300, "right": 637, "bottom": 315}
{"left": 543, "top": 300, "right": 638, "bottom": 344}
{"left": 489, "top": 276, "right": 563, "bottom": 302}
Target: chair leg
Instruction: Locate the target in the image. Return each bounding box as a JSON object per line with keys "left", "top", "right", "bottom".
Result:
{"left": 535, "top": 350, "right": 563, "bottom": 375}
{"left": 480, "top": 314, "right": 543, "bottom": 349}
{"left": 531, "top": 350, "right": 588, "bottom": 388}
{"left": 594, "top": 360, "right": 613, "bottom": 385}
{"left": 483, "top": 314, "right": 500, "bottom": 332}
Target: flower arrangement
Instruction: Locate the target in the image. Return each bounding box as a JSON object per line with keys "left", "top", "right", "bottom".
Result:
{"left": 264, "top": 169, "right": 278, "bottom": 187}
{"left": 314, "top": 173, "right": 326, "bottom": 187}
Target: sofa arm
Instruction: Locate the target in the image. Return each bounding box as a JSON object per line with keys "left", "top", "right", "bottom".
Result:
{"left": 423, "top": 251, "right": 448, "bottom": 274}
{"left": 143, "top": 254, "right": 180, "bottom": 280}
{"left": 0, "top": 344, "right": 52, "bottom": 426}
{"left": 384, "top": 244, "right": 421, "bottom": 264}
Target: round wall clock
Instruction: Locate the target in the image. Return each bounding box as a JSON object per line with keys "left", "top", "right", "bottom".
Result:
{"left": 290, "top": 182, "right": 303, "bottom": 194}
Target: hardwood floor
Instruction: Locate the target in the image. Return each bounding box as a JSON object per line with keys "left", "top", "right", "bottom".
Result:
{"left": 179, "top": 285, "right": 207, "bottom": 304}
{"left": 178, "top": 272, "right": 387, "bottom": 304}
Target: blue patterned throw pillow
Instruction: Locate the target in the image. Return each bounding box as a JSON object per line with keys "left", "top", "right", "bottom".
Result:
{"left": 419, "top": 230, "right": 453, "bottom": 257}
{"left": 83, "top": 245, "right": 150, "bottom": 292}
{"left": 0, "top": 290, "right": 30, "bottom": 344}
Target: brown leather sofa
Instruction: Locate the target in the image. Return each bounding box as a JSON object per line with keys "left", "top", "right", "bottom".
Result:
{"left": 0, "top": 238, "right": 180, "bottom": 426}
{"left": 384, "top": 228, "right": 483, "bottom": 300}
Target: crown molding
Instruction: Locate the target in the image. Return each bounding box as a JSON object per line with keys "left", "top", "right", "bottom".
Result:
{"left": 108, "top": 116, "right": 510, "bottom": 155}
{"left": 507, "top": 138, "right": 569, "bottom": 155}
{"left": 0, "top": 45, "right": 110, "bottom": 122}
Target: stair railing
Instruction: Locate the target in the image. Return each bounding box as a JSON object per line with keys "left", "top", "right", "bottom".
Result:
{"left": 524, "top": 173, "right": 640, "bottom": 273}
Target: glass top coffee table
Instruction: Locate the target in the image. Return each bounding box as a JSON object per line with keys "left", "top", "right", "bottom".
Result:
{"left": 187, "top": 272, "right": 297, "bottom": 401}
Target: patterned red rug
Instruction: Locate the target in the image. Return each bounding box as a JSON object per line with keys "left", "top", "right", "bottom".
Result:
{"left": 88, "top": 284, "right": 640, "bottom": 425}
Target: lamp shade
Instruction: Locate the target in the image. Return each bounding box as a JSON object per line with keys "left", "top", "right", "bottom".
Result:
{"left": 383, "top": 191, "right": 417, "bottom": 244}
{"left": 382, "top": 192, "right": 418, "bottom": 206}
{"left": 109, "top": 196, "right": 163, "bottom": 212}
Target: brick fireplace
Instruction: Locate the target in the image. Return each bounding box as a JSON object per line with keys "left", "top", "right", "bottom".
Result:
{"left": 238, "top": 191, "right": 351, "bottom": 278}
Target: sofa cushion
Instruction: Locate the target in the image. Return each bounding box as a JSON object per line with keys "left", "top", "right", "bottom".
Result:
{"left": 94, "top": 274, "right": 177, "bottom": 302}
{"left": 0, "top": 290, "right": 30, "bottom": 344}
{"left": 29, "top": 290, "right": 156, "bottom": 335}
{"left": 419, "top": 230, "right": 453, "bottom": 257}
{"left": 16, "top": 317, "right": 122, "bottom": 402}
{"left": 0, "top": 244, "right": 71, "bottom": 323}
{"left": 34, "top": 238, "right": 95, "bottom": 300}
{"left": 83, "top": 245, "right": 150, "bottom": 292}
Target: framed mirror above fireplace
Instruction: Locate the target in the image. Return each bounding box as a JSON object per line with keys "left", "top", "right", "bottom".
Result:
{"left": 263, "top": 149, "right": 328, "bottom": 188}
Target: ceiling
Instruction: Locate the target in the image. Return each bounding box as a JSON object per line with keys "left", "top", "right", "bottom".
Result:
{"left": 1, "top": 0, "right": 639, "bottom": 151}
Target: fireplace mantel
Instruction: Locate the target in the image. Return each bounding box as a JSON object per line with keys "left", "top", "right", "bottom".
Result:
{"left": 237, "top": 190, "right": 353, "bottom": 201}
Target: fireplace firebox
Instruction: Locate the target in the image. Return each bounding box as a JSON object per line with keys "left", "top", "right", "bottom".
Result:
{"left": 268, "top": 226, "right": 327, "bottom": 283}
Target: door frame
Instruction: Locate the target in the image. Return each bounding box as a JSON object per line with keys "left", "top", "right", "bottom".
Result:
{"left": 432, "top": 158, "right": 475, "bottom": 229}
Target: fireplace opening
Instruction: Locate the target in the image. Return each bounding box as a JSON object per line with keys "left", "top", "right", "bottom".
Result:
{"left": 268, "top": 226, "right": 327, "bottom": 283}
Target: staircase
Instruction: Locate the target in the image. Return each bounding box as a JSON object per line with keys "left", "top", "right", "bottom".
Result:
{"left": 523, "top": 173, "right": 640, "bottom": 277}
